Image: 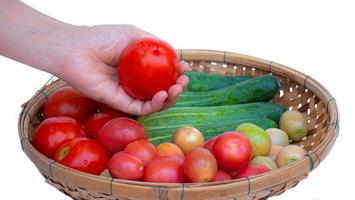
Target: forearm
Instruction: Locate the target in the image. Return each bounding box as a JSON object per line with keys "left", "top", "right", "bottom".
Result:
{"left": 0, "top": 0, "right": 76, "bottom": 75}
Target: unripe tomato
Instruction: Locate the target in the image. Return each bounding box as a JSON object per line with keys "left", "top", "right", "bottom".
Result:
{"left": 183, "top": 148, "right": 217, "bottom": 183}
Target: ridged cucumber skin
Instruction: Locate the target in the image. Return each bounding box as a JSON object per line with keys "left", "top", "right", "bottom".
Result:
{"left": 147, "top": 116, "right": 278, "bottom": 145}
{"left": 185, "top": 71, "right": 251, "bottom": 92}
{"left": 138, "top": 102, "right": 284, "bottom": 127}
{"left": 175, "top": 74, "right": 279, "bottom": 107}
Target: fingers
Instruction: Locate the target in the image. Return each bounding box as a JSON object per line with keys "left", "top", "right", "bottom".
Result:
{"left": 162, "top": 84, "right": 183, "bottom": 109}
{"left": 178, "top": 61, "right": 191, "bottom": 74}
{"left": 111, "top": 87, "right": 168, "bottom": 116}
{"left": 140, "top": 91, "right": 168, "bottom": 115}
{"left": 176, "top": 75, "right": 189, "bottom": 90}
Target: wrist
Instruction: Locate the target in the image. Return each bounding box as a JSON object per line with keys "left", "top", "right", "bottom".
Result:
{"left": 32, "top": 24, "right": 87, "bottom": 76}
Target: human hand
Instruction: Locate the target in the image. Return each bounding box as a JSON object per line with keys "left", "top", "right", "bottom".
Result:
{"left": 49, "top": 25, "right": 190, "bottom": 116}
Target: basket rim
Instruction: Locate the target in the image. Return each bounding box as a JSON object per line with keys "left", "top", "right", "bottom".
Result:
{"left": 18, "top": 49, "right": 339, "bottom": 197}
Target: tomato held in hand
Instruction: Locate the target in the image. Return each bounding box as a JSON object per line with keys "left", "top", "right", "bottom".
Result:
{"left": 98, "top": 118, "right": 147, "bottom": 154}
{"left": 43, "top": 86, "right": 97, "bottom": 123}
{"left": 124, "top": 140, "right": 157, "bottom": 165}
{"left": 233, "top": 165, "right": 271, "bottom": 179}
{"left": 118, "top": 38, "right": 179, "bottom": 100}
{"left": 212, "top": 131, "right": 253, "bottom": 172}
{"left": 108, "top": 151, "right": 144, "bottom": 180}
{"left": 32, "top": 117, "right": 84, "bottom": 159}
{"left": 183, "top": 148, "right": 217, "bottom": 183}
{"left": 83, "top": 111, "right": 122, "bottom": 139}
{"left": 144, "top": 156, "right": 185, "bottom": 183}
{"left": 54, "top": 137, "right": 109, "bottom": 175}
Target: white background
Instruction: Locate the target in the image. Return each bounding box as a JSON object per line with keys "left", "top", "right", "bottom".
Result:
{"left": 1, "top": 0, "right": 354, "bottom": 199}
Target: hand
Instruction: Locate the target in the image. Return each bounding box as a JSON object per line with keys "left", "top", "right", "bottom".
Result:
{"left": 51, "top": 25, "right": 190, "bottom": 115}
{"left": 0, "top": 1, "right": 189, "bottom": 115}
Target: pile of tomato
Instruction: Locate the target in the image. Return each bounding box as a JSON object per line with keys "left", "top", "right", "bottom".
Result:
{"left": 32, "top": 86, "right": 274, "bottom": 183}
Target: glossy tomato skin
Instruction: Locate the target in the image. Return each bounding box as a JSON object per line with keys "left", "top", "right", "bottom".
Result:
{"left": 124, "top": 140, "right": 157, "bottom": 165}
{"left": 118, "top": 38, "right": 179, "bottom": 100}
{"left": 43, "top": 86, "right": 97, "bottom": 123}
{"left": 32, "top": 117, "right": 84, "bottom": 159}
{"left": 54, "top": 137, "right": 109, "bottom": 175}
{"left": 212, "top": 169, "right": 233, "bottom": 182}
{"left": 233, "top": 165, "right": 271, "bottom": 179}
{"left": 98, "top": 118, "right": 147, "bottom": 154}
{"left": 156, "top": 142, "right": 185, "bottom": 158}
{"left": 108, "top": 151, "right": 144, "bottom": 180}
{"left": 173, "top": 126, "right": 205, "bottom": 155}
{"left": 83, "top": 111, "right": 122, "bottom": 139}
{"left": 203, "top": 136, "right": 218, "bottom": 152}
{"left": 212, "top": 131, "right": 253, "bottom": 172}
{"left": 183, "top": 148, "right": 217, "bottom": 183}
{"left": 143, "top": 156, "right": 185, "bottom": 183}
{"left": 204, "top": 132, "right": 235, "bottom": 152}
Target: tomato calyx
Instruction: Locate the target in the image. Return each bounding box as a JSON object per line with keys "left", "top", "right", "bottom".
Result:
{"left": 229, "top": 143, "right": 238, "bottom": 152}
{"left": 138, "top": 165, "right": 144, "bottom": 172}
{"left": 286, "top": 157, "right": 298, "bottom": 164}
{"left": 200, "top": 178, "right": 209, "bottom": 183}
{"left": 57, "top": 146, "right": 70, "bottom": 161}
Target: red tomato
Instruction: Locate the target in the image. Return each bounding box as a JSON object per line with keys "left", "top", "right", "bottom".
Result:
{"left": 98, "top": 118, "right": 147, "bottom": 154}
{"left": 183, "top": 148, "right": 217, "bottom": 183}
{"left": 203, "top": 136, "right": 218, "bottom": 152}
{"left": 212, "top": 131, "right": 253, "bottom": 172}
{"left": 108, "top": 151, "right": 144, "bottom": 180}
{"left": 32, "top": 117, "right": 84, "bottom": 159}
{"left": 118, "top": 38, "right": 179, "bottom": 100}
{"left": 124, "top": 140, "right": 157, "bottom": 165}
{"left": 156, "top": 142, "right": 185, "bottom": 158}
{"left": 83, "top": 111, "right": 122, "bottom": 139}
{"left": 212, "top": 170, "right": 232, "bottom": 182}
{"left": 54, "top": 137, "right": 109, "bottom": 175}
{"left": 43, "top": 86, "right": 97, "bottom": 123}
{"left": 144, "top": 156, "right": 185, "bottom": 183}
{"left": 233, "top": 165, "right": 271, "bottom": 179}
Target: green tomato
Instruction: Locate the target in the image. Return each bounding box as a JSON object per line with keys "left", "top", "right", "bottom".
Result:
{"left": 251, "top": 156, "right": 278, "bottom": 170}
{"left": 279, "top": 110, "right": 308, "bottom": 141}
{"left": 236, "top": 123, "right": 271, "bottom": 156}
{"left": 276, "top": 145, "right": 306, "bottom": 167}
{"left": 266, "top": 128, "right": 289, "bottom": 146}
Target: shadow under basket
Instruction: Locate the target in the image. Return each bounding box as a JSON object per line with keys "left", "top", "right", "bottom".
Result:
{"left": 18, "top": 50, "right": 339, "bottom": 200}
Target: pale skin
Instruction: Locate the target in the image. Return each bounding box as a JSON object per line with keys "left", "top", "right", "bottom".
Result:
{"left": 0, "top": 0, "right": 189, "bottom": 115}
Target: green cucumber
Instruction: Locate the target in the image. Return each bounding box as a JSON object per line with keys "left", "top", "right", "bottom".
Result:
{"left": 185, "top": 71, "right": 251, "bottom": 92}
{"left": 147, "top": 116, "right": 278, "bottom": 145}
{"left": 139, "top": 102, "right": 284, "bottom": 127}
{"left": 176, "top": 74, "right": 279, "bottom": 107}
{"left": 138, "top": 102, "right": 285, "bottom": 144}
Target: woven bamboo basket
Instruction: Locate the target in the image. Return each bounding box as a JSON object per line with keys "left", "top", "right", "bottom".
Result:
{"left": 18, "top": 50, "right": 339, "bottom": 200}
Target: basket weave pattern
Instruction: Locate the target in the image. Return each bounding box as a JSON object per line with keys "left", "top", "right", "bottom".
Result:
{"left": 18, "top": 50, "right": 339, "bottom": 200}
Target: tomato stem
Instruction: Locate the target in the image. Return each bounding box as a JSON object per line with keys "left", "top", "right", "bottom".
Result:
{"left": 286, "top": 157, "right": 298, "bottom": 164}
{"left": 59, "top": 146, "right": 70, "bottom": 160}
